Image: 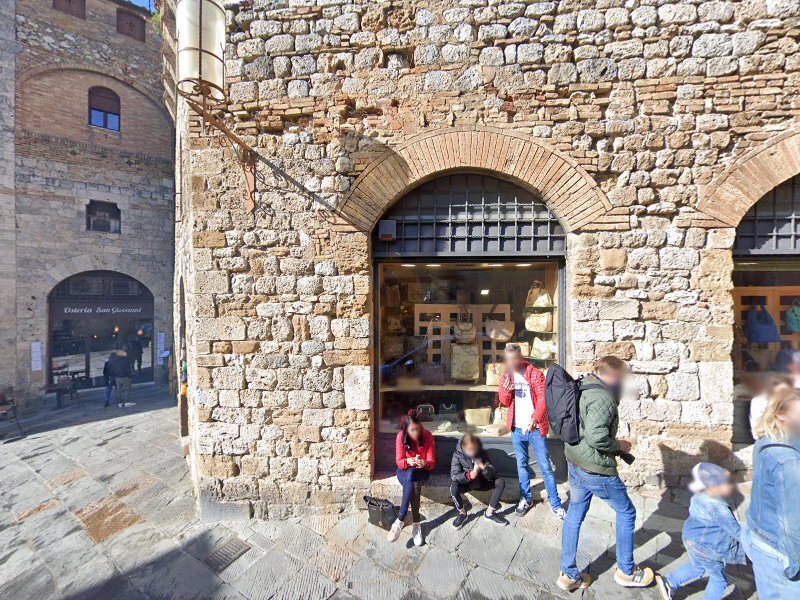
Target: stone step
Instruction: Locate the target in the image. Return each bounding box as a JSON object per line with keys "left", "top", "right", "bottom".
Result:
{"left": 370, "top": 471, "right": 570, "bottom": 510}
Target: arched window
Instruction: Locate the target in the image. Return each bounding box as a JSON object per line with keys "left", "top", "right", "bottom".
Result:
{"left": 53, "top": 0, "right": 85, "bottom": 19}
{"left": 88, "top": 87, "right": 121, "bottom": 132}
{"left": 734, "top": 175, "right": 800, "bottom": 256}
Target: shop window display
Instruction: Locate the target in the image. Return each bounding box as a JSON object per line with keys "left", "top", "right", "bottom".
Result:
{"left": 377, "top": 262, "right": 561, "bottom": 438}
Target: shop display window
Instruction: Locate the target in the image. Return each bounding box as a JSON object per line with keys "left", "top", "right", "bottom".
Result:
{"left": 377, "top": 261, "right": 561, "bottom": 438}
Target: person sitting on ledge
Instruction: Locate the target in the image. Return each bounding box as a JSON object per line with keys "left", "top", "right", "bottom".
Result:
{"left": 449, "top": 433, "right": 507, "bottom": 528}
{"left": 387, "top": 410, "right": 436, "bottom": 547}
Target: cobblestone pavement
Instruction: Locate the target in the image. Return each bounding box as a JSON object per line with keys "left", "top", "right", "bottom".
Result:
{"left": 0, "top": 386, "right": 756, "bottom": 600}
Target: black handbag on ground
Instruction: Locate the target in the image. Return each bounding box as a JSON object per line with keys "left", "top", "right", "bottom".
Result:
{"left": 364, "top": 495, "right": 398, "bottom": 531}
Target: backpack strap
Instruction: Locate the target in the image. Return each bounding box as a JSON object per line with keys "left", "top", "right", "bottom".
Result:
{"left": 758, "top": 441, "right": 799, "bottom": 454}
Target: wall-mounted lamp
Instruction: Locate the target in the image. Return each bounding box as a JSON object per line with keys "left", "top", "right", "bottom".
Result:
{"left": 176, "top": 0, "right": 256, "bottom": 210}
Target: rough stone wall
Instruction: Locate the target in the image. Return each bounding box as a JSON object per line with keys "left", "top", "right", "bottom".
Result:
{"left": 178, "top": 0, "right": 800, "bottom": 516}
{"left": 11, "top": 0, "right": 174, "bottom": 405}
{"left": 0, "top": 0, "right": 17, "bottom": 392}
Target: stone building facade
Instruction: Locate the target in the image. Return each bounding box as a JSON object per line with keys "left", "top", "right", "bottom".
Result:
{"left": 167, "top": 0, "right": 800, "bottom": 519}
{"left": 1, "top": 0, "right": 174, "bottom": 407}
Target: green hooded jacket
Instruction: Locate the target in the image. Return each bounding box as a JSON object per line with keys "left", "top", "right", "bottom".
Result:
{"left": 563, "top": 374, "right": 621, "bottom": 476}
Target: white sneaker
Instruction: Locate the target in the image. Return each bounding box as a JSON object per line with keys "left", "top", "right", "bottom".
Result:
{"left": 411, "top": 523, "right": 423, "bottom": 547}
{"left": 516, "top": 498, "right": 532, "bottom": 515}
{"left": 118, "top": 403, "right": 123, "bottom": 408}
{"left": 552, "top": 506, "right": 566, "bottom": 521}
{"left": 386, "top": 519, "right": 404, "bottom": 543}
{"left": 125, "top": 402, "right": 136, "bottom": 407}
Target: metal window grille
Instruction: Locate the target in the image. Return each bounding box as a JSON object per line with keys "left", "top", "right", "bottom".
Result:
{"left": 371, "top": 173, "right": 565, "bottom": 258}
{"left": 735, "top": 175, "right": 800, "bottom": 256}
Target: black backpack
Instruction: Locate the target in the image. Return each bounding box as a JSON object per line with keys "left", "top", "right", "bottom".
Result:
{"left": 545, "top": 364, "right": 603, "bottom": 445}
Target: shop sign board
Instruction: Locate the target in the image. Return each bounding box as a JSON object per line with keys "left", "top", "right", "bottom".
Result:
{"left": 49, "top": 302, "right": 154, "bottom": 319}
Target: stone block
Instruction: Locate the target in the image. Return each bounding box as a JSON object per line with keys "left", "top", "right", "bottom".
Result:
{"left": 344, "top": 366, "right": 371, "bottom": 410}
{"left": 195, "top": 317, "right": 246, "bottom": 341}
{"left": 597, "top": 299, "right": 640, "bottom": 320}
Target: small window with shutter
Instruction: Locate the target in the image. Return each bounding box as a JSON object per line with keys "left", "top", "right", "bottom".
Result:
{"left": 117, "top": 10, "right": 146, "bottom": 42}
{"left": 86, "top": 201, "right": 121, "bottom": 234}
{"left": 88, "top": 87, "right": 121, "bottom": 132}
{"left": 53, "top": 0, "right": 86, "bottom": 19}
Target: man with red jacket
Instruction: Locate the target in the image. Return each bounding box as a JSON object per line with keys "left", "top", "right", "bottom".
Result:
{"left": 498, "top": 344, "right": 565, "bottom": 519}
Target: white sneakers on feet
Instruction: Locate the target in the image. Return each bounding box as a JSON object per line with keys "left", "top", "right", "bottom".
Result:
{"left": 386, "top": 519, "right": 404, "bottom": 542}
{"left": 515, "top": 498, "right": 532, "bottom": 515}
{"left": 411, "top": 523, "right": 423, "bottom": 547}
{"left": 552, "top": 506, "right": 567, "bottom": 521}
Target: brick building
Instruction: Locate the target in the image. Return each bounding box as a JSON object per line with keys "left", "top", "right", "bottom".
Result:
{"left": 164, "top": 0, "right": 800, "bottom": 519}
{"left": 1, "top": 0, "right": 174, "bottom": 408}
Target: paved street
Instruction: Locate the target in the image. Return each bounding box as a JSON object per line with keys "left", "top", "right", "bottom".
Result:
{"left": 1, "top": 386, "right": 756, "bottom": 600}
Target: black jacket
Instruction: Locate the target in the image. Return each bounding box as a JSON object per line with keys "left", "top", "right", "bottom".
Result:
{"left": 108, "top": 354, "right": 133, "bottom": 379}
{"left": 450, "top": 441, "right": 497, "bottom": 485}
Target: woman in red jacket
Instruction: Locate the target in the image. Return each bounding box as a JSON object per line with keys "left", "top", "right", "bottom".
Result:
{"left": 497, "top": 344, "right": 565, "bottom": 519}
{"left": 388, "top": 410, "right": 436, "bottom": 546}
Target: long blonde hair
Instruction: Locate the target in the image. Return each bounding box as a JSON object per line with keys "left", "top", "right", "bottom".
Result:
{"left": 755, "top": 385, "right": 800, "bottom": 440}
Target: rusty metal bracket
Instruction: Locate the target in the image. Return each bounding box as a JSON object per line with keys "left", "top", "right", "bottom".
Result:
{"left": 180, "top": 91, "right": 256, "bottom": 211}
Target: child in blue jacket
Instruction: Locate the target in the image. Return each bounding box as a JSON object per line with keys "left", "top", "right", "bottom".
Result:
{"left": 656, "top": 463, "right": 745, "bottom": 600}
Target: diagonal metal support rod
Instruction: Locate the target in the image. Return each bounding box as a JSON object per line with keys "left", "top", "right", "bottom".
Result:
{"left": 182, "top": 96, "right": 256, "bottom": 211}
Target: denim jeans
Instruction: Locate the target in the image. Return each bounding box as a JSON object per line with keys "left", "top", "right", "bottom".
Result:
{"left": 666, "top": 554, "right": 728, "bottom": 600}
{"left": 560, "top": 462, "right": 636, "bottom": 579}
{"left": 104, "top": 383, "right": 113, "bottom": 406}
{"left": 396, "top": 467, "right": 429, "bottom": 523}
{"left": 742, "top": 525, "right": 800, "bottom": 600}
{"left": 511, "top": 427, "right": 561, "bottom": 510}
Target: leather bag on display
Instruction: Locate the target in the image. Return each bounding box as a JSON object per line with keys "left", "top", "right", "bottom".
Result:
{"left": 451, "top": 343, "right": 480, "bottom": 381}
{"left": 453, "top": 305, "right": 477, "bottom": 343}
{"left": 745, "top": 304, "right": 782, "bottom": 343}
{"left": 525, "top": 311, "right": 552, "bottom": 333}
{"left": 485, "top": 362, "right": 504, "bottom": 386}
{"left": 525, "top": 281, "right": 553, "bottom": 308}
{"left": 484, "top": 304, "right": 515, "bottom": 342}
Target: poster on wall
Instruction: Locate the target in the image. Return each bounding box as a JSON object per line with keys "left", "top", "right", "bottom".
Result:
{"left": 31, "top": 341, "right": 42, "bottom": 372}
{"left": 157, "top": 332, "right": 165, "bottom": 365}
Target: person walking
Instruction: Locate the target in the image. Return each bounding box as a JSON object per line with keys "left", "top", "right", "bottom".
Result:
{"left": 128, "top": 338, "right": 144, "bottom": 374}
{"left": 387, "top": 410, "right": 435, "bottom": 546}
{"left": 109, "top": 349, "right": 134, "bottom": 408}
{"left": 497, "top": 344, "right": 565, "bottom": 519}
{"left": 558, "top": 356, "right": 654, "bottom": 592}
{"left": 449, "top": 433, "right": 507, "bottom": 527}
{"left": 102, "top": 353, "right": 116, "bottom": 408}
{"left": 655, "top": 463, "right": 745, "bottom": 600}
{"left": 741, "top": 387, "right": 800, "bottom": 599}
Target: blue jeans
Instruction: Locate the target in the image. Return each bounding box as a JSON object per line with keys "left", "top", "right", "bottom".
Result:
{"left": 396, "top": 467, "right": 429, "bottom": 523}
{"left": 560, "top": 462, "right": 636, "bottom": 579}
{"left": 742, "top": 525, "right": 800, "bottom": 600}
{"left": 666, "top": 554, "right": 728, "bottom": 600}
{"left": 511, "top": 427, "right": 561, "bottom": 510}
{"left": 104, "top": 383, "right": 113, "bottom": 406}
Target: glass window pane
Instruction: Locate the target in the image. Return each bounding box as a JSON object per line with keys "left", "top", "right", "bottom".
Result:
{"left": 107, "top": 113, "right": 120, "bottom": 131}
{"left": 89, "top": 109, "right": 105, "bottom": 127}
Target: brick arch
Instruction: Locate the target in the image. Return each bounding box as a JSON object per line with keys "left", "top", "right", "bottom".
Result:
{"left": 17, "top": 62, "right": 168, "bottom": 118}
{"left": 697, "top": 126, "right": 800, "bottom": 227}
{"left": 338, "top": 126, "right": 627, "bottom": 233}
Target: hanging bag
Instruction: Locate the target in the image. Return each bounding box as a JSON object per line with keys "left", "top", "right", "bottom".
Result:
{"left": 451, "top": 343, "right": 480, "bottom": 381}
{"left": 484, "top": 304, "right": 515, "bottom": 342}
{"left": 525, "top": 311, "right": 553, "bottom": 333}
{"left": 364, "top": 496, "right": 398, "bottom": 531}
{"left": 787, "top": 300, "right": 800, "bottom": 333}
{"left": 485, "top": 361, "right": 504, "bottom": 386}
{"left": 745, "top": 303, "right": 782, "bottom": 343}
{"left": 453, "top": 305, "right": 477, "bottom": 343}
{"left": 525, "top": 281, "right": 553, "bottom": 308}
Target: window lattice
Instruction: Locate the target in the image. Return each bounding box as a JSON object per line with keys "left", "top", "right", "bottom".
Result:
{"left": 735, "top": 175, "right": 800, "bottom": 256}
{"left": 372, "top": 173, "right": 565, "bottom": 258}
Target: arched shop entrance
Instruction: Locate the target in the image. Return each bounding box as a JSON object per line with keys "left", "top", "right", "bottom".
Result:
{"left": 372, "top": 172, "right": 566, "bottom": 476}
{"left": 732, "top": 173, "right": 800, "bottom": 443}
{"left": 48, "top": 271, "right": 155, "bottom": 388}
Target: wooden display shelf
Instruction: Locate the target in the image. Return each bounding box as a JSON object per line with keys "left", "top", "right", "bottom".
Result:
{"left": 380, "top": 383, "right": 499, "bottom": 393}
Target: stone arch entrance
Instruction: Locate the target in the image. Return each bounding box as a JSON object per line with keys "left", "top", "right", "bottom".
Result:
{"left": 338, "top": 126, "right": 628, "bottom": 233}
{"left": 48, "top": 271, "right": 155, "bottom": 388}
{"left": 698, "top": 127, "right": 800, "bottom": 227}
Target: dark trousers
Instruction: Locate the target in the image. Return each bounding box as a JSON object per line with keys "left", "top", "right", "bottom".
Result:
{"left": 450, "top": 477, "right": 506, "bottom": 512}
{"left": 396, "top": 467, "right": 429, "bottom": 523}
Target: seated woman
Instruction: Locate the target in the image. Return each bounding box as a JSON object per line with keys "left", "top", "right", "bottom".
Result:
{"left": 450, "top": 433, "right": 507, "bottom": 527}
{"left": 388, "top": 410, "right": 436, "bottom": 546}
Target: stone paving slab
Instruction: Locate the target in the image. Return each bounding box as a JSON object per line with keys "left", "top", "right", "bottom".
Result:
{"left": 0, "top": 385, "right": 758, "bottom": 600}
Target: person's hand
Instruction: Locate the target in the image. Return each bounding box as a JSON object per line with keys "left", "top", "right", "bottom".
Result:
{"left": 416, "top": 458, "right": 427, "bottom": 469}
{"left": 470, "top": 465, "right": 480, "bottom": 479}
{"left": 501, "top": 376, "right": 514, "bottom": 392}
{"left": 617, "top": 439, "right": 632, "bottom": 453}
